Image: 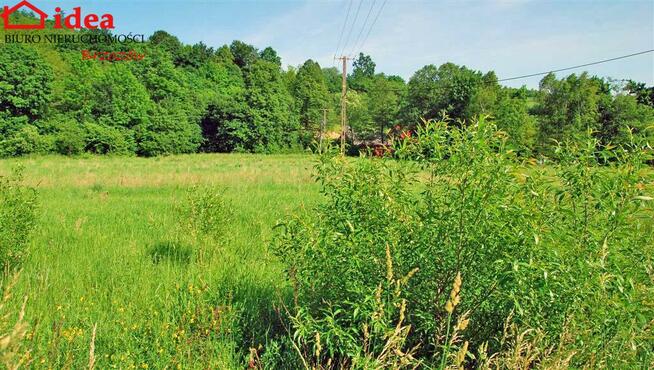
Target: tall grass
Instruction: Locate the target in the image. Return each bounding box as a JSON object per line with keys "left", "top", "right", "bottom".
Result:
{"left": 0, "top": 148, "right": 651, "bottom": 368}
{"left": 0, "top": 167, "right": 37, "bottom": 270}
{"left": 0, "top": 154, "right": 319, "bottom": 368}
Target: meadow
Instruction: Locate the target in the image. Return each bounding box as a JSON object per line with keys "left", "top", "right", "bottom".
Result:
{"left": 0, "top": 154, "right": 320, "bottom": 369}
{"left": 0, "top": 126, "right": 653, "bottom": 369}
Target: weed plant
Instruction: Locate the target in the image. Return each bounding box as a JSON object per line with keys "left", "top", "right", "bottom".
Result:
{"left": 271, "top": 118, "right": 653, "bottom": 368}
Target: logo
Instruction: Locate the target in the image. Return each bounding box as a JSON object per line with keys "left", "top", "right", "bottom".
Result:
{"left": 1, "top": 0, "right": 114, "bottom": 30}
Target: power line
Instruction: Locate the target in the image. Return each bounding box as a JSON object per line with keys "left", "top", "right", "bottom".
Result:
{"left": 365, "top": 49, "right": 654, "bottom": 92}
{"left": 497, "top": 49, "right": 654, "bottom": 82}
{"left": 353, "top": 0, "right": 388, "bottom": 57}
{"left": 339, "top": 0, "right": 364, "bottom": 58}
{"left": 348, "top": 0, "right": 376, "bottom": 57}
{"left": 333, "top": 0, "right": 354, "bottom": 63}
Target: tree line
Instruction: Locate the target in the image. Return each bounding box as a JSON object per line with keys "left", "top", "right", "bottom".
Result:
{"left": 1, "top": 13, "right": 652, "bottom": 157}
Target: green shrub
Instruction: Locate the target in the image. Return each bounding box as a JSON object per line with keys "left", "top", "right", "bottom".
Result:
{"left": 135, "top": 101, "right": 202, "bottom": 157}
{"left": 272, "top": 117, "right": 654, "bottom": 367}
{"left": 0, "top": 167, "right": 38, "bottom": 269}
{"left": 84, "top": 122, "right": 135, "bottom": 155}
{"left": 53, "top": 120, "right": 86, "bottom": 155}
{"left": 0, "top": 125, "right": 51, "bottom": 157}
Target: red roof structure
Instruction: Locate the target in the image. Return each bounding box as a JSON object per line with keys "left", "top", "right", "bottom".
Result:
{"left": 1, "top": 1, "right": 48, "bottom": 30}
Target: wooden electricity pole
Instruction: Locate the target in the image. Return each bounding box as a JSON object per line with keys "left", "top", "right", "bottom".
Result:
{"left": 335, "top": 56, "right": 351, "bottom": 155}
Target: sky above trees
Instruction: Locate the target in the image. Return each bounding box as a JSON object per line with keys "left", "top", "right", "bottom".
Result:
{"left": 15, "top": 0, "right": 654, "bottom": 87}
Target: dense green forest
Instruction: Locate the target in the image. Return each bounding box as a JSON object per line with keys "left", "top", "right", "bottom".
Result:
{"left": 1, "top": 11, "right": 653, "bottom": 157}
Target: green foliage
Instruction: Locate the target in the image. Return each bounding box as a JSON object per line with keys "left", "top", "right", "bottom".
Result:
{"left": 201, "top": 98, "right": 250, "bottom": 153}
{"left": 349, "top": 53, "right": 376, "bottom": 91}
{"left": 149, "top": 31, "right": 183, "bottom": 56}
{"left": 625, "top": 79, "right": 654, "bottom": 107}
{"left": 0, "top": 44, "right": 53, "bottom": 158}
{"left": 0, "top": 167, "right": 37, "bottom": 269}
{"left": 345, "top": 89, "right": 374, "bottom": 139}
{"left": 245, "top": 60, "right": 301, "bottom": 153}
{"left": 293, "top": 60, "right": 330, "bottom": 143}
{"left": 90, "top": 65, "right": 153, "bottom": 129}
{"left": 129, "top": 48, "right": 186, "bottom": 103}
{"left": 230, "top": 40, "right": 259, "bottom": 70}
{"left": 403, "top": 63, "right": 486, "bottom": 123}
{"left": 493, "top": 93, "right": 538, "bottom": 154}
{"left": 259, "top": 47, "right": 282, "bottom": 67}
{"left": 367, "top": 74, "right": 405, "bottom": 141}
{"left": 598, "top": 93, "right": 654, "bottom": 147}
{"left": 175, "top": 42, "right": 214, "bottom": 69}
{"left": 466, "top": 71, "right": 501, "bottom": 117}
{"left": 1, "top": 13, "right": 652, "bottom": 160}
{"left": 135, "top": 101, "right": 201, "bottom": 156}
{"left": 0, "top": 44, "right": 53, "bottom": 122}
{"left": 84, "top": 122, "right": 135, "bottom": 155}
{"left": 53, "top": 119, "right": 86, "bottom": 155}
{"left": 180, "top": 186, "right": 233, "bottom": 246}
{"left": 272, "top": 118, "right": 654, "bottom": 367}
{"left": 322, "top": 67, "right": 342, "bottom": 94}
{"left": 535, "top": 73, "right": 603, "bottom": 150}
{"left": 0, "top": 124, "right": 51, "bottom": 157}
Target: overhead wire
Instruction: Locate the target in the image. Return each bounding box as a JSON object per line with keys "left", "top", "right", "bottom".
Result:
{"left": 363, "top": 49, "right": 654, "bottom": 91}
{"left": 338, "top": 0, "right": 364, "bottom": 58}
{"left": 333, "top": 0, "right": 354, "bottom": 64}
{"left": 348, "top": 0, "right": 377, "bottom": 57}
{"left": 352, "top": 0, "right": 389, "bottom": 57}
{"left": 497, "top": 49, "right": 654, "bottom": 82}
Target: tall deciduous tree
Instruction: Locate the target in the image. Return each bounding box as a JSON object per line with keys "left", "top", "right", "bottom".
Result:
{"left": 403, "top": 63, "right": 484, "bottom": 124}
{"left": 260, "top": 47, "right": 282, "bottom": 67}
{"left": 368, "top": 74, "right": 405, "bottom": 142}
{"left": 322, "top": 67, "right": 342, "bottom": 94}
{"left": 293, "top": 60, "right": 330, "bottom": 141}
{"left": 494, "top": 92, "right": 537, "bottom": 154}
{"left": 149, "top": 31, "right": 183, "bottom": 56}
{"left": 245, "top": 60, "right": 300, "bottom": 152}
{"left": 0, "top": 44, "right": 53, "bottom": 125}
{"left": 230, "top": 40, "right": 259, "bottom": 70}
{"left": 349, "top": 53, "right": 376, "bottom": 91}
{"left": 624, "top": 80, "right": 654, "bottom": 107}
{"left": 198, "top": 61, "right": 249, "bottom": 152}
{"left": 535, "top": 72, "right": 603, "bottom": 150}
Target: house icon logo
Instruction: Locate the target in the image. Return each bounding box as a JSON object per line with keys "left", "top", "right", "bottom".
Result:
{"left": 1, "top": 0, "right": 47, "bottom": 30}
{"left": 1, "top": 1, "right": 115, "bottom": 30}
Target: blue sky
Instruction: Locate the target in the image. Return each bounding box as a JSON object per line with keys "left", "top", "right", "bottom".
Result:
{"left": 34, "top": 0, "right": 654, "bottom": 87}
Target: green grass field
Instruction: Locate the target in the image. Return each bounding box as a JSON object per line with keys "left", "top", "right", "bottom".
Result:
{"left": 1, "top": 153, "right": 652, "bottom": 369}
{"left": 0, "top": 154, "right": 320, "bottom": 369}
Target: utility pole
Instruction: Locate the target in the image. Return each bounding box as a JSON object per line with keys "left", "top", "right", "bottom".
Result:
{"left": 335, "top": 56, "right": 351, "bottom": 155}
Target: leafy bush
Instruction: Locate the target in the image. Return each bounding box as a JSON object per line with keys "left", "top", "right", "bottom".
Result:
{"left": 260, "top": 246, "right": 471, "bottom": 369}
{"left": 53, "top": 120, "right": 86, "bottom": 156}
{"left": 135, "top": 102, "right": 202, "bottom": 156}
{"left": 272, "top": 117, "right": 654, "bottom": 367}
{"left": 84, "top": 122, "right": 135, "bottom": 155}
{"left": 0, "top": 125, "right": 51, "bottom": 157}
{"left": 0, "top": 167, "right": 38, "bottom": 269}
